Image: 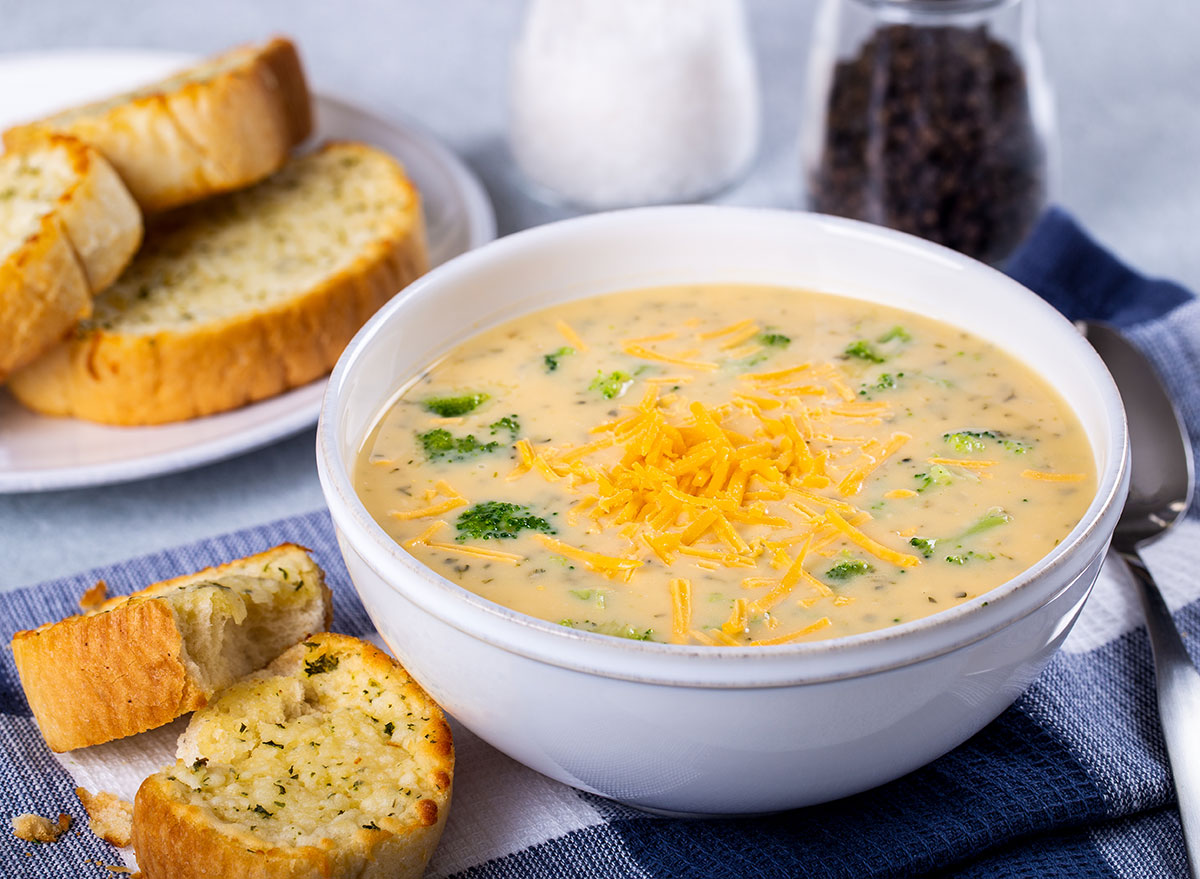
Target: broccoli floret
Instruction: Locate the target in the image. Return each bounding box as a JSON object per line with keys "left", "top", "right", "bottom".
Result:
{"left": 843, "top": 340, "right": 886, "bottom": 363}
{"left": 943, "top": 429, "right": 1031, "bottom": 455}
{"left": 423, "top": 393, "right": 489, "bottom": 417}
{"left": 945, "top": 431, "right": 988, "bottom": 454}
{"left": 877, "top": 326, "right": 912, "bottom": 344}
{"left": 418, "top": 429, "right": 456, "bottom": 457}
{"left": 929, "top": 464, "right": 955, "bottom": 485}
{"left": 758, "top": 332, "right": 791, "bottom": 348}
{"left": 963, "top": 506, "right": 1012, "bottom": 536}
{"left": 945, "top": 551, "right": 996, "bottom": 565}
{"left": 455, "top": 501, "right": 554, "bottom": 541}
{"left": 914, "top": 464, "right": 954, "bottom": 492}
{"left": 909, "top": 536, "right": 938, "bottom": 558}
{"left": 568, "top": 588, "right": 607, "bottom": 607}
{"left": 543, "top": 346, "right": 575, "bottom": 372}
{"left": 825, "top": 559, "right": 875, "bottom": 581}
{"left": 558, "top": 619, "right": 656, "bottom": 641}
{"left": 489, "top": 414, "right": 520, "bottom": 437}
{"left": 417, "top": 429, "right": 499, "bottom": 461}
{"left": 589, "top": 370, "right": 633, "bottom": 399}
{"left": 859, "top": 371, "right": 905, "bottom": 398}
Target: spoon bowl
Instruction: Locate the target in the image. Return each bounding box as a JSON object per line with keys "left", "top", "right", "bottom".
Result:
{"left": 1085, "top": 322, "right": 1195, "bottom": 549}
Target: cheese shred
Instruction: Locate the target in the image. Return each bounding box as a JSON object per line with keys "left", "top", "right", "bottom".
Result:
{"left": 1021, "top": 469, "right": 1087, "bottom": 482}
{"left": 555, "top": 319, "right": 589, "bottom": 352}
{"left": 670, "top": 578, "right": 692, "bottom": 641}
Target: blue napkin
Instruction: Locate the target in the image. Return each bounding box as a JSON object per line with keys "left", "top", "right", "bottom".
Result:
{"left": 1008, "top": 208, "right": 1200, "bottom": 519}
{"left": 1, "top": 210, "right": 1197, "bottom": 878}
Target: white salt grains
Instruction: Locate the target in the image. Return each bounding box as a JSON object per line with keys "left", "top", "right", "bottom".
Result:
{"left": 509, "top": 0, "right": 760, "bottom": 209}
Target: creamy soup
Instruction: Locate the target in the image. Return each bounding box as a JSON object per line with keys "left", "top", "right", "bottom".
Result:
{"left": 355, "top": 284, "right": 1095, "bottom": 646}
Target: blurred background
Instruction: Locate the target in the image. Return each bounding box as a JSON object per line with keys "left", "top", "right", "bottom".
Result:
{"left": 1, "top": 0, "right": 1195, "bottom": 284}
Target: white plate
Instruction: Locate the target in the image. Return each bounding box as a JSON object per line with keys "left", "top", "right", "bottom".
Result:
{"left": 0, "top": 49, "right": 495, "bottom": 494}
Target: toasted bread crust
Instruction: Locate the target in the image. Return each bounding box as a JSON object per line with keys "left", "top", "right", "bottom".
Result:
{"left": 8, "top": 144, "right": 427, "bottom": 424}
{"left": 14, "top": 598, "right": 201, "bottom": 753}
{"left": 134, "top": 777, "right": 447, "bottom": 879}
{"left": 5, "top": 38, "right": 313, "bottom": 213}
{"left": 133, "top": 634, "right": 453, "bottom": 879}
{"left": 11, "top": 544, "right": 332, "bottom": 752}
{"left": 0, "top": 135, "right": 141, "bottom": 380}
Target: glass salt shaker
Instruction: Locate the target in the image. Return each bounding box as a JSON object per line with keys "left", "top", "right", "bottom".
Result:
{"left": 509, "top": 0, "right": 760, "bottom": 210}
{"left": 801, "top": 0, "right": 1055, "bottom": 265}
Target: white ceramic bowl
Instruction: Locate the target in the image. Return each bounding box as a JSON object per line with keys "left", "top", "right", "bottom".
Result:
{"left": 317, "top": 207, "right": 1128, "bottom": 816}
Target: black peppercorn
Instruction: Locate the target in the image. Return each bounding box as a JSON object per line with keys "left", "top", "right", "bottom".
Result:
{"left": 808, "top": 23, "right": 1047, "bottom": 265}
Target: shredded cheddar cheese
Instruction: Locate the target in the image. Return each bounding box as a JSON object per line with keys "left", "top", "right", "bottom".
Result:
{"left": 555, "top": 319, "right": 588, "bottom": 352}
{"left": 697, "top": 318, "right": 757, "bottom": 341}
{"left": 718, "top": 323, "right": 763, "bottom": 350}
{"left": 390, "top": 481, "right": 467, "bottom": 520}
{"left": 1021, "top": 469, "right": 1087, "bottom": 482}
{"left": 402, "top": 520, "right": 446, "bottom": 549}
{"left": 425, "top": 541, "right": 523, "bottom": 564}
{"left": 721, "top": 598, "right": 749, "bottom": 636}
{"left": 621, "top": 343, "right": 719, "bottom": 371}
{"left": 825, "top": 509, "right": 921, "bottom": 567}
{"left": 405, "top": 519, "right": 523, "bottom": 563}
{"left": 929, "top": 457, "right": 997, "bottom": 469}
{"left": 751, "top": 617, "right": 832, "bottom": 645}
{"left": 488, "top": 351, "right": 931, "bottom": 646}
{"left": 670, "top": 578, "right": 692, "bottom": 641}
{"left": 535, "top": 534, "right": 643, "bottom": 579}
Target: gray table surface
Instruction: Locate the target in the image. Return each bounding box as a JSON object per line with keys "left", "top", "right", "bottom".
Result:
{"left": 1, "top": 0, "right": 1197, "bottom": 591}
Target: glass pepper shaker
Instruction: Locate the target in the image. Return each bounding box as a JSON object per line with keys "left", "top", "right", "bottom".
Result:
{"left": 801, "top": 0, "right": 1055, "bottom": 265}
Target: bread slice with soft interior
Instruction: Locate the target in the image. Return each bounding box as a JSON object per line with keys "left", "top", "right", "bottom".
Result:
{"left": 0, "top": 133, "right": 141, "bottom": 381}
{"left": 133, "top": 633, "right": 454, "bottom": 879}
{"left": 7, "top": 140, "right": 428, "bottom": 424}
{"left": 11, "top": 544, "right": 332, "bottom": 753}
{"left": 5, "top": 37, "right": 312, "bottom": 213}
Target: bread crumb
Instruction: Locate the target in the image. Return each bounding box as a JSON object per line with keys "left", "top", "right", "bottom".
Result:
{"left": 11, "top": 812, "right": 70, "bottom": 842}
{"left": 89, "top": 861, "right": 136, "bottom": 875}
{"left": 79, "top": 580, "right": 108, "bottom": 611}
{"left": 76, "top": 788, "right": 133, "bottom": 847}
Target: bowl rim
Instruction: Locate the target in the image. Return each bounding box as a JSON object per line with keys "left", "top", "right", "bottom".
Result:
{"left": 317, "top": 205, "right": 1128, "bottom": 685}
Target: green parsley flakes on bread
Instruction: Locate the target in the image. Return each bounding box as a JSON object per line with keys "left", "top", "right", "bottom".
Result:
{"left": 132, "top": 633, "right": 454, "bottom": 879}
{"left": 7, "top": 140, "right": 428, "bottom": 424}
{"left": 11, "top": 544, "right": 332, "bottom": 752}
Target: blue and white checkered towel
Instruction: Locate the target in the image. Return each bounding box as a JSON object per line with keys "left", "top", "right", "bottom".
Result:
{"left": 2, "top": 210, "right": 1198, "bottom": 878}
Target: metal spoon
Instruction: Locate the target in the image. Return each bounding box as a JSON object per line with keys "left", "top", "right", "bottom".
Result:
{"left": 1085, "top": 320, "right": 1199, "bottom": 875}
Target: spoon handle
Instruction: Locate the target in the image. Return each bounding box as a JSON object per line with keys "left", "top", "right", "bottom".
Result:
{"left": 1119, "top": 548, "right": 1200, "bottom": 876}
